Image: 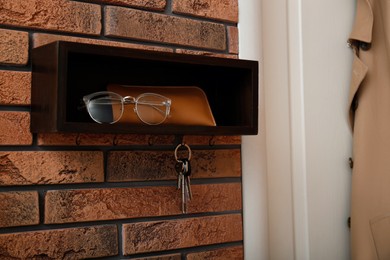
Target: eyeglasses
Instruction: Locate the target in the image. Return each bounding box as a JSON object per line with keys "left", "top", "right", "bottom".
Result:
{"left": 83, "top": 91, "right": 171, "bottom": 125}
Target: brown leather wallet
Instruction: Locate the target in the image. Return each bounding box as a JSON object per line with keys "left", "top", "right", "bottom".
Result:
{"left": 106, "top": 84, "right": 216, "bottom": 126}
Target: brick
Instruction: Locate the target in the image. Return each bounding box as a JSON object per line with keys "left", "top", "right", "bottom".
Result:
{"left": 228, "top": 26, "right": 239, "bottom": 54}
{"left": 0, "top": 70, "right": 31, "bottom": 105}
{"left": 85, "top": 0, "right": 166, "bottom": 10}
{"left": 0, "top": 112, "right": 32, "bottom": 145}
{"left": 37, "top": 133, "right": 116, "bottom": 146}
{"left": 0, "top": 191, "right": 39, "bottom": 228}
{"left": 123, "top": 214, "right": 243, "bottom": 255}
{"left": 0, "top": 29, "right": 28, "bottom": 65}
{"left": 105, "top": 7, "right": 226, "bottom": 51}
{"left": 0, "top": 225, "right": 118, "bottom": 259}
{"left": 0, "top": 151, "right": 104, "bottom": 186}
{"left": 0, "top": 0, "right": 101, "bottom": 35}
{"left": 186, "top": 245, "right": 243, "bottom": 259}
{"left": 44, "top": 183, "right": 242, "bottom": 223}
{"left": 37, "top": 132, "right": 175, "bottom": 146}
{"left": 172, "top": 0, "right": 238, "bottom": 23}
{"left": 133, "top": 254, "right": 181, "bottom": 260}
{"left": 32, "top": 33, "right": 173, "bottom": 53}
{"left": 183, "top": 135, "right": 241, "bottom": 145}
{"left": 175, "top": 49, "right": 238, "bottom": 59}
{"left": 114, "top": 134, "right": 175, "bottom": 146}
{"left": 107, "top": 149, "right": 241, "bottom": 182}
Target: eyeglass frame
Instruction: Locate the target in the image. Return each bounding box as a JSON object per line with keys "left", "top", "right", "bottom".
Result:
{"left": 82, "top": 91, "right": 172, "bottom": 125}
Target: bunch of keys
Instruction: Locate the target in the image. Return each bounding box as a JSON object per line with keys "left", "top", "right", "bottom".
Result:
{"left": 174, "top": 143, "right": 193, "bottom": 213}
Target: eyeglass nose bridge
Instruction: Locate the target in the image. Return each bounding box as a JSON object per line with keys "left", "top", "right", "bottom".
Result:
{"left": 123, "top": 96, "right": 136, "bottom": 105}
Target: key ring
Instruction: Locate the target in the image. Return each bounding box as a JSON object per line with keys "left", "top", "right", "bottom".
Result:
{"left": 174, "top": 143, "right": 192, "bottom": 162}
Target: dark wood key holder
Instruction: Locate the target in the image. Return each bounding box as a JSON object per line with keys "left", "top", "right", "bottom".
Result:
{"left": 31, "top": 41, "right": 259, "bottom": 135}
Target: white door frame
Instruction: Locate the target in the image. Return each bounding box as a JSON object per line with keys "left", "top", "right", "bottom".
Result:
{"left": 240, "top": 0, "right": 354, "bottom": 259}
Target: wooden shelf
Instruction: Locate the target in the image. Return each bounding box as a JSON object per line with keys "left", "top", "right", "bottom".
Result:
{"left": 31, "top": 41, "right": 258, "bottom": 135}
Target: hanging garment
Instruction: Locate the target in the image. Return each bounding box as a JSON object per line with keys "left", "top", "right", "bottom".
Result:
{"left": 349, "top": 0, "right": 390, "bottom": 259}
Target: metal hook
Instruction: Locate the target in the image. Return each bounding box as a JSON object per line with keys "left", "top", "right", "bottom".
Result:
{"left": 75, "top": 133, "right": 81, "bottom": 146}
{"left": 113, "top": 134, "right": 118, "bottom": 146}
{"left": 209, "top": 135, "right": 216, "bottom": 146}
{"left": 148, "top": 135, "right": 154, "bottom": 146}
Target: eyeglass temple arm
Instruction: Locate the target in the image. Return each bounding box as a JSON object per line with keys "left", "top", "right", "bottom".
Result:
{"left": 124, "top": 96, "right": 170, "bottom": 116}
{"left": 137, "top": 101, "right": 170, "bottom": 116}
{"left": 77, "top": 99, "right": 87, "bottom": 111}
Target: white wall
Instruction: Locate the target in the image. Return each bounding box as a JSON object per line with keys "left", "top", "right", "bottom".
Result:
{"left": 240, "top": 0, "right": 355, "bottom": 259}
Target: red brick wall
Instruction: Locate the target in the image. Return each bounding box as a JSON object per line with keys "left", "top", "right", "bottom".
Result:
{"left": 0, "top": 0, "right": 243, "bottom": 259}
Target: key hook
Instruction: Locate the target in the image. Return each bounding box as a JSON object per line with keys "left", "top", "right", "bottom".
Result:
{"left": 174, "top": 143, "right": 192, "bottom": 162}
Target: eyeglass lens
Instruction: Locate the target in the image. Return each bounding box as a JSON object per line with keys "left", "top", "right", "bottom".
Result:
{"left": 136, "top": 94, "right": 170, "bottom": 125}
{"left": 86, "top": 93, "right": 123, "bottom": 124}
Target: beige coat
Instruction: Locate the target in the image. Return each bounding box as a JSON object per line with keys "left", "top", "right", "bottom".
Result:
{"left": 349, "top": 0, "right": 390, "bottom": 259}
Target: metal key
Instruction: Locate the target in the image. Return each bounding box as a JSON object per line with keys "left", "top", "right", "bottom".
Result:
{"left": 175, "top": 158, "right": 187, "bottom": 213}
{"left": 178, "top": 158, "right": 189, "bottom": 213}
{"left": 182, "top": 159, "right": 193, "bottom": 201}
{"left": 181, "top": 168, "right": 186, "bottom": 213}
{"left": 175, "top": 160, "right": 184, "bottom": 189}
{"left": 174, "top": 143, "right": 193, "bottom": 214}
